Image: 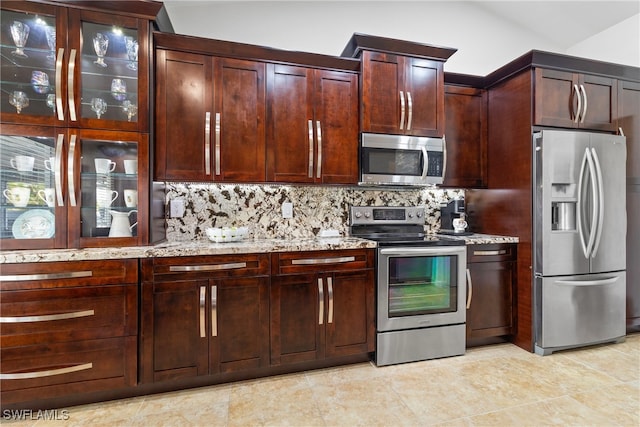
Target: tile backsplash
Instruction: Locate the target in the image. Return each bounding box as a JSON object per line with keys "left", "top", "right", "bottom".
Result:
{"left": 165, "top": 183, "right": 464, "bottom": 242}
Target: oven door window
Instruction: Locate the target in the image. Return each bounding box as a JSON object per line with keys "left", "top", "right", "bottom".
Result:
{"left": 388, "top": 255, "right": 458, "bottom": 317}
{"left": 362, "top": 147, "right": 424, "bottom": 176}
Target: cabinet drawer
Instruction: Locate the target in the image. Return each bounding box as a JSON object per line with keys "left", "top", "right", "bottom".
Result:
{"left": 467, "top": 244, "right": 516, "bottom": 263}
{"left": 143, "top": 254, "right": 270, "bottom": 282}
{"left": 0, "top": 259, "right": 138, "bottom": 291}
{"left": 1, "top": 284, "right": 137, "bottom": 347}
{"left": 272, "top": 249, "right": 374, "bottom": 275}
{"left": 1, "top": 336, "right": 137, "bottom": 405}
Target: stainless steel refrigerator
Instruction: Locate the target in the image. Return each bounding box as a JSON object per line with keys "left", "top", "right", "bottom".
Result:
{"left": 533, "top": 129, "right": 626, "bottom": 356}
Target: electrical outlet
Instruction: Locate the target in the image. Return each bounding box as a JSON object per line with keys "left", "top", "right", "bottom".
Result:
{"left": 170, "top": 199, "right": 185, "bottom": 218}
{"left": 282, "top": 202, "right": 293, "bottom": 219}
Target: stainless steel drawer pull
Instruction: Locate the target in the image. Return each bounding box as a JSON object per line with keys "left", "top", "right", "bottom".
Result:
{"left": 0, "top": 310, "right": 94, "bottom": 324}
{"left": 327, "top": 276, "right": 334, "bottom": 324}
{"left": 473, "top": 250, "right": 507, "bottom": 256}
{"left": 169, "top": 262, "right": 247, "bottom": 272}
{"left": 318, "top": 278, "right": 324, "bottom": 325}
{"left": 211, "top": 285, "right": 217, "bottom": 337}
{"left": 0, "top": 363, "right": 92, "bottom": 380}
{"left": 0, "top": 271, "right": 92, "bottom": 282}
{"left": 199, "top": 286, "right": 206, "bottom": 338}
{"left": 466, "top": 268, "right": 473, "bottom": 309}
{"left": 291, "top": 256, "right": 355, "bottom": 265}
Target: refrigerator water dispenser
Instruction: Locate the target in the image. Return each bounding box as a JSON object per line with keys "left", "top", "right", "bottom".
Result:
{"left": 551, "top": 201, "right": 576, "bottom": 231}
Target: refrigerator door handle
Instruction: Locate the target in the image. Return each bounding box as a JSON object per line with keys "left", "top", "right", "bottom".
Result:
{"left": 590, "top": 148, "right": 605, "bottom": 258}
{"left": 584, "top": 148, "right": 599, "bottom": 258}
{"left": 555, "top": 276, "right": 619, "bottom": 287}
{"left": 577, "top": 148, "right": 590, "bottom": 258}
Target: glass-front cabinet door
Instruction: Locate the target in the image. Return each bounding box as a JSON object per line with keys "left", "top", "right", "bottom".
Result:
{"left": 1, "top": 3, "right": 148, "bottom": 131}
{"left": 67, "top": 129, "right": 148, "bottom": 248}
{"left": 0, "top": 125, "right": 66, "bottom": 250}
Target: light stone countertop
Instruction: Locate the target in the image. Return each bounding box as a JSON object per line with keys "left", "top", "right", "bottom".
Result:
{"left": 0, "top": 234, "right": 518, "bottom": 264}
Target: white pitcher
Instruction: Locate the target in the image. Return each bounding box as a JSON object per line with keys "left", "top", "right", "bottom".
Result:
{"left": 109, "top": 210, "right": 137, "bottom": 237}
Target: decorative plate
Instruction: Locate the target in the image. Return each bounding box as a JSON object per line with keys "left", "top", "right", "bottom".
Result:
{"left": 12, "top": 209, "right": 55, "bottom": 239}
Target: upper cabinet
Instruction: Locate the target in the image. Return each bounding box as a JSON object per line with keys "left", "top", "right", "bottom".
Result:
{"left": 341, "top": 33, "right": 456, "bottom": 138}
{"left": 154, "top": 32, "right": 360, "bottom": 184}
{"left": 266, "top": 65, "right": 358, "bottom": 184}
{"left": 0, "top": 1, "right": 152, "bottom": 132}
{"left": 534, "top": 68, "right": 617, "bottom": 132}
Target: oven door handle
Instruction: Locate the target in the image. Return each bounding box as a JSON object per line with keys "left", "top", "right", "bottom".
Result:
{"left": 379, "top": 247, "right": 464, "bottom": 256}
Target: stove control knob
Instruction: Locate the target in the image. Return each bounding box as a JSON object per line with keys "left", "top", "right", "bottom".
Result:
{"left": 364, "top": 212, "right": 371, "bottom": 218}
{"left": 416, "top": 211, "right": 423, "bottom": 218}
{"left": 354, "top": 212, "right": 362, "bottom": 218}
{"left": 408, "top": 213, "right": 414, "bottom": 218}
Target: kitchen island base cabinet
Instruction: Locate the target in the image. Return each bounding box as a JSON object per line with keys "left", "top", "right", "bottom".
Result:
{"left": 139, "top": 254, "right": 271, "bottom": 384}
{"left": 270, "top": 250, "right": 375, "bottom": 365}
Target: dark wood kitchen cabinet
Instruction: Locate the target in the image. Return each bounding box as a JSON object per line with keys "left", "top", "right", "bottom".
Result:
{"left": 341, "top": 34, "right": 456, "bottom": 138}
{"left": 266, "top": 65, "right": 359, "bottom": 184}
{"left": 270, "top": 249, "right": 375, "bottom": 365}
{"left": 154, "top": 47, "right": 266, "bottom": 182}
{"left": 139, "top": 254, "right": 270, "bottom": 383}
{"left": 618, "top": 80, "right": 640, "bottom": 331}
{"left": 0, "top": 259, "right": 138, "bottom": 409}
{"left": 443, "top": 85, "right": 487, "bottom": 188}
{"left": 465, "top": 244, "right": 516, "bottom": 344}
{"left": 534, "top": 68, "right": 618, "bottom": 132}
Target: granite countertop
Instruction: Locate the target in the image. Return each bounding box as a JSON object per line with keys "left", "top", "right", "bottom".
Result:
{"left": 0, "top": 233, "right": 518, "bottom": 264}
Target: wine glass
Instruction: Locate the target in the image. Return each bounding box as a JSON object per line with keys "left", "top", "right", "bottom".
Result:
{"left": 45, "top": 26, "right": 56, "bottom": 60}
{"left": 31, "top": 71, "right": 50, "bottom": 94}
{"left": 90, "top": 97, "right": 107, "bottom": 119}
{"left": 92, "top": 33, "right": 109, "bottom": 67}
{"left": 10, "top": 21, "right": 30, "bottom": 58}
{"left": 122, "top": 100, "right": 138, "bottom": 122}
{"left": 124, "top": 37, "right": 139, "bottom": 71}
{"left": 9, "top": 91, "right": 29, "bottom": 114}
{"left": 111, "top": 79, "right": 127, "bottom": 101}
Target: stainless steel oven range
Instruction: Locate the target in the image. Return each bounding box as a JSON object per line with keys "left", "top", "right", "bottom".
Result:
{"left": 350, "top": 206, "right": 467, "bottom": 366}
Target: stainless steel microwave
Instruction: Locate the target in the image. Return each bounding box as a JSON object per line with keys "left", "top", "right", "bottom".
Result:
{"left": 359, "top": 133, "right": 446, "bottom": 186}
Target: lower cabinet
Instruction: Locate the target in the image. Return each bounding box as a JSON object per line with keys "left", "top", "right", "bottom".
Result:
{"left": 0, "top": 259, "right": 138, "bottom": 408}
{"left": 270, "top": 249, "right": 375, "bottom": 365}
{"left": 139, "top": 254, "right": 270, "bottom": 383}
{"left": 465, "top": 244, "right": 517, "bottom": 342}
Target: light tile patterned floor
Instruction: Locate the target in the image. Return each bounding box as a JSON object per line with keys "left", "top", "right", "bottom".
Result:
{"left": 4, "top": 334, "right": 639, "bottom": 426}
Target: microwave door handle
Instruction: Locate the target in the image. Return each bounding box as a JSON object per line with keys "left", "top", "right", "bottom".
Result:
{"left": 441, "top": 134, "right": 447, "bottom": 181}
{"left": 421, "top": 146, "right": 429, "bottom": 179}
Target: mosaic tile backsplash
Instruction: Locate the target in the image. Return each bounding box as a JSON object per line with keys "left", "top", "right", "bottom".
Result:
{"left": 165, "top": 183, "right": 464, "bottom": 242}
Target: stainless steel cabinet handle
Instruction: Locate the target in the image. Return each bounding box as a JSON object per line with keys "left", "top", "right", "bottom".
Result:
{"left": 399, "top": 90, "right": 405, "bottom": 130}
{"left": 442, "top": 134, "right": 448, "bottom": 181}
{"left": 54, "top": 133, "right": 65, "bottom": 206}
{"left": 316, "top": 120, "right": 322, "bottom": 179}
{"left": 308, "top": 120, "right": 314, "bottom": 178}
{"left": 318, "top": 278, "right": 324, "bottom": 325}
{"left": 406, "top": 91, "right": 413, "bottom": 130}
{"left": 466, "top": 268, "right": 473, "bottom": 309}
{"left": 204, "top": 112, "right": 211, "bottom": 175}
{"left": 1, "top": 310, "right": 94, "bottom": 323}
{"left": 68, "top": 49, "right": 77, "bottom": 121}
{"left": 55, "top": 48, "right": 64, "bottom": 121}
{"left": 211, "top": 285, "right": 217, "bottom": 337}
{"left": 580, "top": 84, "right": 588, "bottom": 123}
{"left": 215, "top": 112, "right": 221, "bottom": 175}
{"left": 473, "top": 250, "right": 507, "bottom": 256}
{"left": 0, "top": 271, "right": 92, "bottom": 282}
{"left": 291, "top": 256, "right": 355, "bottom": 265}
{"left": 573, "top": 84, "right": 581, "bottom": 123}
{"left": 169, "top": 262, "right": 247, "bottom": 272}
{"left": 618, "top": 127, "right": 625, "bottom": 137}
{"left": 0, "top": 363, "right": 92, "bottom": 380}
{"left": 327, "top": 276, "right": 334, "bottom": 324}
{"left": 199, "top": 286, "right": 206, "bottom": 338}
{"left": 68, "top": 134, "right": 77, "bottom": 206}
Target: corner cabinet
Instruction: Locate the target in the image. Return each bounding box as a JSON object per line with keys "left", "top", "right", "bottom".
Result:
{"left": 534, "top": 68, "right": 618, "bottom": 132}
{"left": 465, "top": 244, "right": 516, "bottom": 343}
{"left": 139, "top": 254, "right": 271, "bottom": 383}
{"left": 341, "top": 33, "right": 456, "bottom": 138}
{"left": 0, "top": 259, "right": 138, "bottom": 409}
{"left": 270, "top": 249, "right": 375, "bottom": 365}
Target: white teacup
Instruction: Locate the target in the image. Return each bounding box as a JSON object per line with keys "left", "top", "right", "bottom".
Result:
{"left": 38, "top": 188, "right": 55, "bottom": 207}
{"left": 452, "top": 218, "right": 468, "bottom": 232}
{"left": 3, "top": 187, "right": 30, "bottom": 207}
{"left": 44, "top": 157, "right": 55, "bottom": 171}
{"left": 123, "top": 159, "right": 137, "bottom": 175}
{"left": 10, "top": 155, "right": 35, "bottom": 172}
{"left": 96, "top": 188, "right": 118, "bottom": 208}
{"left": 124, "top": 189, "right": 137, "bottom": 207}
{"left": 94, "top": 158, "right": 116, "bottom": 174}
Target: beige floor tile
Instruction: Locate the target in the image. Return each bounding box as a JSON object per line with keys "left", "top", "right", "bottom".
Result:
{"left": 569, "top": 381, "right": 640, "bottom": 426}
{"left": 561, "top": 341, "right": 640, "bottom": 382}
